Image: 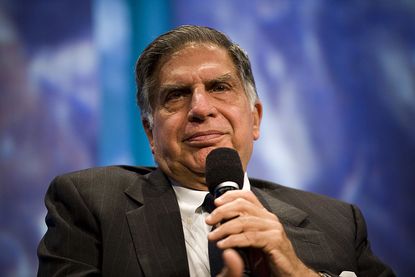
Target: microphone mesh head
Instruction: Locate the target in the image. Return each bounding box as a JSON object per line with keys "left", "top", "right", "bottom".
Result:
{"left": 205, "top": 147, "right": 244, "bottom": 194}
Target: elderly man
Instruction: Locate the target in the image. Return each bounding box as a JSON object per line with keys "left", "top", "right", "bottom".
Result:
{"left": 38, "top": 25, "right": 394, "bottom": 277}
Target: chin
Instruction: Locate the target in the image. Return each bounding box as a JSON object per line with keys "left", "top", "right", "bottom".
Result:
{"left": 186, "top": 145, "right": 236, "bottom": 172}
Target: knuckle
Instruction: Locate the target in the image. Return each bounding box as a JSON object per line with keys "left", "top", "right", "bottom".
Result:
{"left": 268, "top": 211, "right": 278, "bottom": 220}
{"left": 235, "top": 197, "right": 246, "bottom": 205}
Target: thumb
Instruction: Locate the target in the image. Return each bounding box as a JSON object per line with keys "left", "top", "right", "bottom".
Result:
{"left": 217, "top": 249, "right": 244, "bottom": 277}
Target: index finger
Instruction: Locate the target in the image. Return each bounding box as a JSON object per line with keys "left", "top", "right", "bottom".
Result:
{"left": 215, "top": 190, "right": 263, "bottom": 207}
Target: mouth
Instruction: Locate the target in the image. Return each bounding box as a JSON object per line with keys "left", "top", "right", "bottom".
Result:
{"left": 183, "top": 130, "right": 226, "bottom": 146}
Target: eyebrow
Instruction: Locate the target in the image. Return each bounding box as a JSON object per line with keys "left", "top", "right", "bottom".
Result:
{"left": 159, "top": 84, "right": 188, "bottom": 93}
{"left": 159, "top": 73, "right": 237, "bottom": 91}
{"left": 210, "top": 73, "right": 235, "bottom": 83}
{"left": 159, "top": 72, "right": 236, "bottom": 98}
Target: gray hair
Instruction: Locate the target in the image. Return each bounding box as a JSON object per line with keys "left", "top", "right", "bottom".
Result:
{"left": 135, "top": 25, "right": 258, "bottom": 128}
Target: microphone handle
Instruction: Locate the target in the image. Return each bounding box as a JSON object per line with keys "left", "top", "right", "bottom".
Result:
{"left": 214, "top": 185, "right": 253, "bottom": 277}
{"left": 237, "top": 248, "right": 253, "bottom": 277}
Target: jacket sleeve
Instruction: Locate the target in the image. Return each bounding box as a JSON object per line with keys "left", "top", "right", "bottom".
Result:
{"left": 37, "top": 175, "right": 101, "bottom": 276}
{"left": 353, "top": 205, "right": 396, "bottom": 277}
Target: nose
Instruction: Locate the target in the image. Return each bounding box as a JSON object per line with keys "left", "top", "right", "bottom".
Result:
{"left": 187, "top": 87, "right": 216, "bottom": 123}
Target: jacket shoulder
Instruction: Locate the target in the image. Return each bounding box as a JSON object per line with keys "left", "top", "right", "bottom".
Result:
{"left": 249, "top": 178, "right": 352, "bottom": 214}
{"left": 59, "top": 165, "right": 156, "bottom": 178}
{"left": 47, "top": 166, "right": 156, "bottom": 209}
{"left": 55, "top": 165, "right": 155, "bottom": 186}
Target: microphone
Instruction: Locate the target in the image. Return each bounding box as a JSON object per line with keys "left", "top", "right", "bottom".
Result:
{"left": 206, "top": 147, "right": 244, "bottom": 198}
{"left": 205, "top": 147, "right": 252, "bottom": 277}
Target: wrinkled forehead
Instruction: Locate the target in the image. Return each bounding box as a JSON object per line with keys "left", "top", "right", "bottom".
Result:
{"left": 157, "top": 42, "right": 230, "bottom": 71}
{"left": 155, "top": 42, "right": 243, "bottom": 85}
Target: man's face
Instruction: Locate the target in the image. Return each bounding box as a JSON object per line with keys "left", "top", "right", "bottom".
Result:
{"left": 144, "top": 43, "right": 262, "bottom": 190}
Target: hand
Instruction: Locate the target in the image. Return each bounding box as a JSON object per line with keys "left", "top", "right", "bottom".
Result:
{"left": 205, "top": 190, "right": 319, "bottom": 277}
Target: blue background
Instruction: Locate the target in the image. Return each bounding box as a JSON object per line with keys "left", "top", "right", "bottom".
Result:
{"left": 0, "top": 0, "right": 414, "bottom": 275}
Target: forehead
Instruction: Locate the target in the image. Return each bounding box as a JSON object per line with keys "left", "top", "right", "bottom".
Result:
{"left": 156, "top": 43, "right": 238, "bottom": 82}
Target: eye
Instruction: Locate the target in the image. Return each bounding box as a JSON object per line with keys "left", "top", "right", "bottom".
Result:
{"left": 164, "top": 89, "right": 189, "bottom": 103}
{"left": 211, "top": 82, "right": 231, "bottom": 92}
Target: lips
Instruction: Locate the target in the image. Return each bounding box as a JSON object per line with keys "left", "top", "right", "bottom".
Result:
{"left": 183, "top": 130, "right": 225, "bottom": 144}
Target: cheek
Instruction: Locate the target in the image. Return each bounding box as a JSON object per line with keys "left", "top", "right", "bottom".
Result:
{"left": 152, "top": 115, "right": 181, "bottom": 149}
{"left": 231, "top": 112, "right": 258, "bottom": 148}
{"left": 231, "top": 107, "right": 254, "bottom": 131}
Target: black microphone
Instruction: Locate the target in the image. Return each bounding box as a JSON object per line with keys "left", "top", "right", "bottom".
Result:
{"left": 206, "top": 147, "right": 244, "bottom": 198}
{"left": 205, "top": 147, "right": 252, "bottom": 277}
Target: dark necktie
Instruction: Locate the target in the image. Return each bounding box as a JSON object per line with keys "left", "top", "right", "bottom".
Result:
{"left": 202, "top": 193, "right": 223, "bottom": 277}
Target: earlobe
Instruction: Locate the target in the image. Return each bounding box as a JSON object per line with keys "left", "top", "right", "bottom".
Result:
{"left": 252, "top": 101, "right": 262, "bottom": 140}
{"left": 142, "top": 119, "right": 155, "bottom": 154}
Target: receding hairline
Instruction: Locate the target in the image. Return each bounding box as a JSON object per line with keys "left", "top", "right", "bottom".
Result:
{"left": 153, "top": 42, "right": 233, "bottom": 73}
{"left": 152, "top": 42, "right": 248, "bottom": 92}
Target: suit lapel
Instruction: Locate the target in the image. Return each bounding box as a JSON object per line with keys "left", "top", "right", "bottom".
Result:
{"left": 124, "top": 169, "right": 189, "bottom": 277}
{"left": 252, "top": 184, "right": 337, "bottom": 270}
{"left": 251, "top": 186, "right": 308, "bottom": 226}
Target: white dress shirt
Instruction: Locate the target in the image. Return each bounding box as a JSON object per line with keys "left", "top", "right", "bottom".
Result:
{"left": 172, "top": 174, "right": 251, "bottom": 277}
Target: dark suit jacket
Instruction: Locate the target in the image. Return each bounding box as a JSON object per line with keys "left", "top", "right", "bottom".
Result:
{"left": 37, "top": 166, "right": 394, "bottom": 276}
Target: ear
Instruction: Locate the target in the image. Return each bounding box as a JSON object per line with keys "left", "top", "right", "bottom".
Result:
{"left": 252, "top": 101, "right": 262, "bottom": 141}
{"left": 142, "top": 119, "right": 155, "bottom": 154}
